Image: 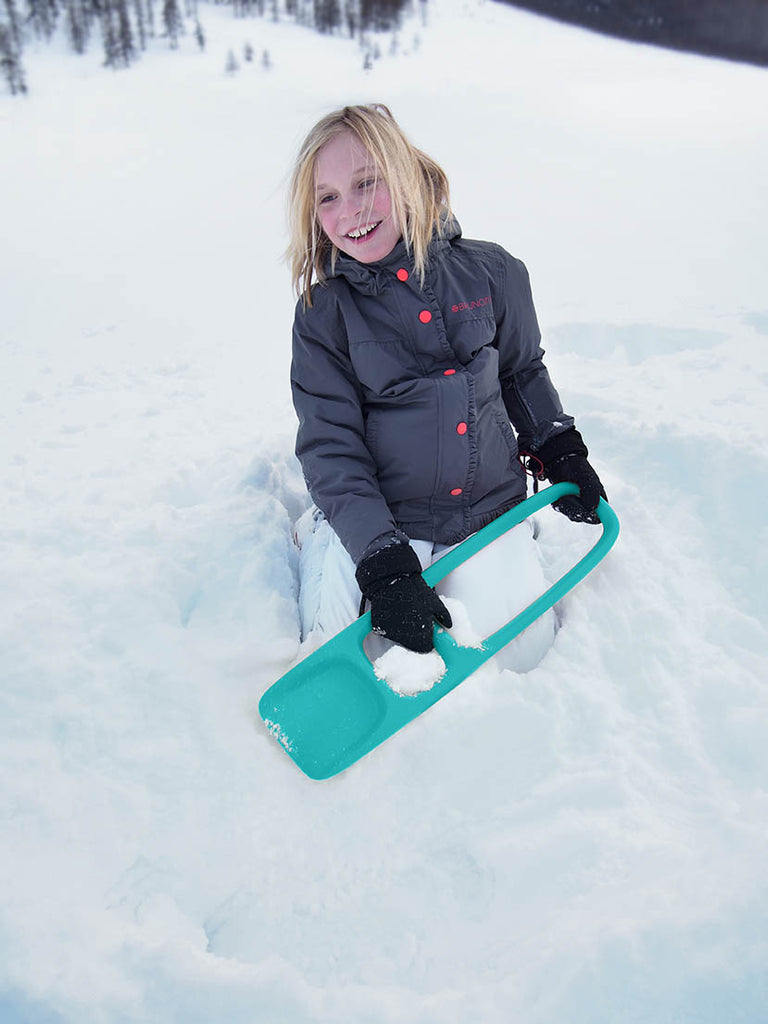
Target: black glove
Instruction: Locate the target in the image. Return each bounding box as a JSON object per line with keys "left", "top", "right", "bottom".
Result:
{"left": 355, "top": 543, "right": 452, "bottom": 654}
{"left": 533, "top": 428, "right": 607, "bottom": 525}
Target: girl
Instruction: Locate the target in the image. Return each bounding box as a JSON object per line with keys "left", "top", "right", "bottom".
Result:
{"left": 287, "top": 104, "right": 606, "bottom": 669}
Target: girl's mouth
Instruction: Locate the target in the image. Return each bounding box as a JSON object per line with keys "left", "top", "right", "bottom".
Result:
{"left": 345, "top": 221, "right": 381, "bottom": 242}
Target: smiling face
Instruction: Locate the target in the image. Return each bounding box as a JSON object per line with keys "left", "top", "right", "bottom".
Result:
{"left": 314, "top": 131, "right": 401, "bottom": 264}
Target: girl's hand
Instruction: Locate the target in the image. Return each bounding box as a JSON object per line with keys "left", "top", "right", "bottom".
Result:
{"left": 356, "top": 544, "right": 452, "bottom": 654}
{"left": 531, "top": 428, "right": 608, "bottom": 525}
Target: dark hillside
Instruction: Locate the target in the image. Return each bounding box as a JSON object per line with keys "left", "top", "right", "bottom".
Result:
{"left": 496, "top": 0, "right": 768, "bottom": 66}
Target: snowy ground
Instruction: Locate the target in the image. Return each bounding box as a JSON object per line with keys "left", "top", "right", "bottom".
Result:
{"left": 2, "top": 1, "right": 768, "bottom": 1021}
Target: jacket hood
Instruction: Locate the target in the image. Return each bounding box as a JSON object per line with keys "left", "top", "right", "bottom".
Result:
{"left": 326, "top": 218, "right": 463, "bottom": 295}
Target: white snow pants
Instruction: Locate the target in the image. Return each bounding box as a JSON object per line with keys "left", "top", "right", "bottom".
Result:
{"left": 294, "top": 508, "right": 556, "bottom": 674}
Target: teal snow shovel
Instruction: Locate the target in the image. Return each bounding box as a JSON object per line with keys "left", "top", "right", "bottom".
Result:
{"left": 259, "top": 482, "right": 619, "bottom": 780}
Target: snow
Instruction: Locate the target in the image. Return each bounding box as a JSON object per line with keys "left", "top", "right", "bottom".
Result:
{"left": 371, "top": 597, "right": 489, "bottom": 694}
{"left": 373, "top": 645, "right": 447, "bottom": 694}
{"left": 2, "top": 1, "right": 768, "bottom": 1021}
{"left": 441, "top": 596, "right": 485, "bottom": 650}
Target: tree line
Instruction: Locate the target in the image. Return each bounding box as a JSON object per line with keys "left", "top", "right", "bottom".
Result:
{"left": 1, "top": 0, "right": 415, "bottom": 93}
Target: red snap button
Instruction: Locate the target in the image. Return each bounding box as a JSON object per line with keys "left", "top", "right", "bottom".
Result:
{"left": 443, "top": 369, "right": 456, "bottom": 376}
{"left": 456, "top": 422, "right": 468, "bottom": 435}
{"left": 450, "top": 488, "right": 463, "bottom": 496}
{"left": 418, "top": 310, "right": 432, "bottom": 324}
{"left": 396, "top": 268, "right": 409, "bottom": 281}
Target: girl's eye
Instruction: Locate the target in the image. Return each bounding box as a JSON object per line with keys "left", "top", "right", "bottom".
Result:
{"left": 359, "top": 178, "right": 375, "bottom": 190}
{"left": 318, "top": 194, "right": 336, "bottom": 205}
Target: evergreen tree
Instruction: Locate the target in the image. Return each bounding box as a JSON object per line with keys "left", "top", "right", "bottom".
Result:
{"left": 65, "top": 0, "right": 91, "bottom": 53}
{"left": 132, "top": 0, "right": 146, "bottom": 51}
{"left": 116, "top": 0, "right": 135, "bottom": 62}
{"left": 1, "top": 19, "right": 27, "bottom": 94}
{"left": 344, "top": 0, "right": 358, "bottom": 37}
{"left": 99, "top": 0, "right": 136, "bottom": 66}
{"left": 100, "top": 1, "right": 120, "bottom": 65}
{"left": 27, "top": 0, "right": 59, "bottom": 41}
{"left": 162, "top": 0, "right": 182, "bottom": 47}
{"left": 314, "top": 0, "right": 340, "bottom": 33}
{"left": 145, "top": 0, "right": 156, "bottom": 41}
{"left": 2, "top": 0, "right": 22, "bottom": 48}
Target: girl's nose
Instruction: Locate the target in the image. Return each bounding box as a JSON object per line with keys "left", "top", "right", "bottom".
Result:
{"left": 339, "top": 192, "right": 363, "bottom": 219}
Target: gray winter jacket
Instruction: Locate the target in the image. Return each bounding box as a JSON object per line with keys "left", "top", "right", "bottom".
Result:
{"left": 291, "top": 222, "right": 573, "bottom": 564}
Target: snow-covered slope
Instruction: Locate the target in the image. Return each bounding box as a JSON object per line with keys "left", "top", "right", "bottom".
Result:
{"left": 2, "top": 2, "right": 767, "bottom": 1020}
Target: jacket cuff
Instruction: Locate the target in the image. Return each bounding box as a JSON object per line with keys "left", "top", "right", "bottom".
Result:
{"left": 355, "top": 542, "right": 422, "bottom": 596}
{"left": 357, "top": 529, "right": 411, "bottom": 565}
{"left": 533, "top": 426, "right": 588, "bottom": 467}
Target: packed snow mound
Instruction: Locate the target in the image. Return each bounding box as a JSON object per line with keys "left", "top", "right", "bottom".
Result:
{"left": 373, "top": 645, "right": 447, "bottom": 694}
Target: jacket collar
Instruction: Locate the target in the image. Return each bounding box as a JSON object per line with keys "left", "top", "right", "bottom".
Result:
{"left": 326, "top": 219, "right": 462, "bottom": 295}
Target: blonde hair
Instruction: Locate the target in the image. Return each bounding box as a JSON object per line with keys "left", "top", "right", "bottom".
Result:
{"left": 287, "top": 103, "right": 452, "bottom": 306}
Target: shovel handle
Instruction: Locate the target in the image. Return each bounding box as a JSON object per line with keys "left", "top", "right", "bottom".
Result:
{"left": 421, "top": 482, "right": 617, "bottom": 587}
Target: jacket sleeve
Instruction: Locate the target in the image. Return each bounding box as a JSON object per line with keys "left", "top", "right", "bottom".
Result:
{"left": 493, "top": 252, "right": 574, "bottom": 451}
{"left": 291, "top": 293, "right": 402, "bottom": 564}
